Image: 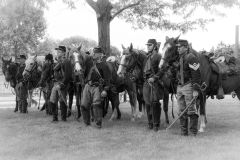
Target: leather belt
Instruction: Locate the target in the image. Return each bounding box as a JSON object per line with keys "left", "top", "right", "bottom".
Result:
{"left": 178, "top": 80, "right": 191, "bottom": 86}
{"left": 88, "top": 81, "right": 100, "bottom": 87}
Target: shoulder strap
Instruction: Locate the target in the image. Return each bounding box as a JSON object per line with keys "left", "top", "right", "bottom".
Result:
{"left": 93, "top": 63, "right": 102, "bottom": 79}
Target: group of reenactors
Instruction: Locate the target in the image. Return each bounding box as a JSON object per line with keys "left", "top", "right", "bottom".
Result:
{"left": 14, "top": 38, "right": 201, "bottom": 136}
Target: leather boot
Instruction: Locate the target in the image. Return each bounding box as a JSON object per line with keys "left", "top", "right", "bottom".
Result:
{"left": 93, "top": 104, "right": 103, "bottom": 129}
{"left": 81, "top": 106, "right": 90, "bottom": 126}
{"left": 153, "top": 102, "right": 161, "bottom": 132}
{"left": 67, "top": 103, "right": 72, "bottom": 118}
{"left": 14, "top": 101, "right": 18, "bottom": 112}
{"left": 60, "top": 101, "right": 67, "bottom": 122}
{"left": 51, "top": 102, "right": 58, "bottom": 122}
{"left": 40, "top": 103, "right": 46, "bottom": 111}
{"left": 77, "top": 105, "right": 81, "bottom": 119}
{"left": 47, "top": 101, "right": 52, "bottom": 115}
{"left": 146, "top": 104, "right": 153, "bottom": 129}
{"left": 189, "top": 114, "right": 199, "bottom": 136}
{"left": 180, "top": 115, "right": 188, "bottom": 136}
{"left": 22, "top": 100, "right": 28, "bottom": 114}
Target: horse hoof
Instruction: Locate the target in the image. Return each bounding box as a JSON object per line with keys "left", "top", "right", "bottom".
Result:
{"left": 199, "top": 128, "right": 204, "bottom": 132}
{"left": 108, "top": 118, "right": 114, "bottom": 121}
{"left": 117, "top": 115, "right": 121, "bottom": 119}
{"left": 137, "top": 112, "right": 143, "bottom": 118}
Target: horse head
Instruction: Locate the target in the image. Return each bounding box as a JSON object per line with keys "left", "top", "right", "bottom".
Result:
{"left": 159, "top": 35, "right": 180, "bottom": 69}
{"left": 69, "top": 44, "right": 86, "bottom": 76}
{"left": 1, "top": 57, "right": 17, "bottom": 81}
{"left": 117, "top": 43, "right": 140, "bottom": 77}
{"left": 23, "top": 55, "right": 44, "bottom": 80}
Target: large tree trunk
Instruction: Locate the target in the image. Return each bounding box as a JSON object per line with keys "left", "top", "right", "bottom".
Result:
{"left": 86, "top": 0, "right": 113, "bottom": 57}
{"left": 97, "top": 14, "right": 111, "bottom": 57}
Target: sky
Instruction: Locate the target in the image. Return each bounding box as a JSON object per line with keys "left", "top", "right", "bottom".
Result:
{"left": 44, "top": 1, "right": 240, "bottom": 52}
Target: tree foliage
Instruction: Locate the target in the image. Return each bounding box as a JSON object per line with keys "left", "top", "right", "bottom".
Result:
{"left": 0, "top": 0, "right": 47, "bottom": 58}
{"left": 110, "top": 45, "right": 121, "bottom": 57}
{"left": 36, "top": 37, "right": 59, "bottom": 55}
{"left": 59, "top": 0, "right": 240, "bottom": 56}
{"left": 213, "top": 41, "right": 239, "bottom": 57}
{"left": 59, "top": 35, "right": 97, "bottom": 52}
{"left": 112, "top": 0, "right": 240, "bottom": 33}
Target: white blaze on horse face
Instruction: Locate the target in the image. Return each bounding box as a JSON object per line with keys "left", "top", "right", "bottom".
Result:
{"left": 73, "top": 52, "right": 82, "bottom": 72}
{"left": 159, "top": 43, "right": 171, "bottom": 69}
{"left": 23, "top": 58, "right": 34, "bottom": 77}
{"left": 117, "top": 55, "right": 127, "bottom": 76}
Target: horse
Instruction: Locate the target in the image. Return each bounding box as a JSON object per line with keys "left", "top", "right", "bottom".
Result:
{"left": 117, "top": 44, "right": 177, "bottom": 126}
{"left": 157, "top": 35, "right": 240, "bottom": 132}
{"left": 1, "top": 57, "right": 38, "bottom": 111}
{"left": 22, "top": 55, "right": 45, "bottom": 108}
{"left": 1, "top": 57, "right": 19, "bottom": 112}
{"left": 39, "top": 61, "right": 57, "bottom": 115}
{"left": 68, "top": 46, "right": 138, "bottom": 121}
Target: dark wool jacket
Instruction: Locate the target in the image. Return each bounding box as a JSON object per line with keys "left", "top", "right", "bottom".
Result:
{"left": 16, "top": 63, "right": 25, "bottom": 83}
{"left": 88, "top": 61, "right": 111, "bottom": 90}
{"left": 54, "top": 59, "right": 72, "bottom": 89}
{"left": 142, "top": 53, "right": 161, "bottom": 80}
{"left": 179, "top": 52, "right": 201, "bottom": 90}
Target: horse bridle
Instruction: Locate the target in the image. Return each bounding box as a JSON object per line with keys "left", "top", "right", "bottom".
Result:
{"left": 119, "top": 51, "right": 140, "bottom": 74}
{"left": 24, "top": 59, "right": 39, "bottom": 78}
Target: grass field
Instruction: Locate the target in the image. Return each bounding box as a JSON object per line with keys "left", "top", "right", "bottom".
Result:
{"left": 0, "top": 96, "right": 240, "bottom": 160}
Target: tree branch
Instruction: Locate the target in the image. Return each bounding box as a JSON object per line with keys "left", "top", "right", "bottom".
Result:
{"left": 85, "top": 0, "right": 99, "bottom": 13}
{"left": 111, "top": 0, "right": 142, "bottom": 21}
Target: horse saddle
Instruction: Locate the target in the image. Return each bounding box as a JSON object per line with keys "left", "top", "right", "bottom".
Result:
{"left": 210, "top": 55, "right": 240, "bottom": 77}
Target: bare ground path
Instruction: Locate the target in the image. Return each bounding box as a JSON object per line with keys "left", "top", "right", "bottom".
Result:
{"left": 0, "top": 95, "right": 240, "bottom": 160}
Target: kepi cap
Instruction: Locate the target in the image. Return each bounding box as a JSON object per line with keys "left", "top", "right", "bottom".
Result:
{"left": 146, "top": 39, "right": 157, "bottom": 45}
{"left": 176, "top": 39, "right": 189, "bottom": 47}
{"left": 55, "top": 45, "right": 66, "bottom": 52}
{"left": 17, "top": 54, "right": 26, "bottom": 60}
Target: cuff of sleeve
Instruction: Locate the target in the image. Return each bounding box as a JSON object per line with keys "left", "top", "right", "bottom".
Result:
{"left": 192, "top": 83, "right": 200, "bottom": 90}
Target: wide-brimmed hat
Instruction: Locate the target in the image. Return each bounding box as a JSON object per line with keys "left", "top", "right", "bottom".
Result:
{"left": 145, "top": 39, "right": 157, "bottom": 45}
{"left": 55, "top": 45, "right": 66, "bottom": 52}
{"left": 17, "top": 54, "right": 26, "bottom": 60}
{"left": 176, "top": 39, "right": 189, "bottom": 47}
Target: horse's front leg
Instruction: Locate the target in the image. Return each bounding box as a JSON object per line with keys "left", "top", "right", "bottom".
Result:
{"left": 128, "top": 90, "right": 137, "bottom": 121}
{"left": 198, "top": 93, "right": 206, "bottom": 132}
{"left": 136, "top": 86, "right": 145, "bottom": 117}
{"left": 67, "top": 88, "right": 74, "bottom": 118}
{"left": 27, "top": 90, "right": 32, "bottom": 108}
{"left": 163, "top": 89, "right": 170, "bottom": 126}
{"left": 108, "top": 91, "right": 120, "bottom": 121}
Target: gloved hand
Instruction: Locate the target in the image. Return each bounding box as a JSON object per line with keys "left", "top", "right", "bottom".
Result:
{"left": 193, "top": 90, "right": 199, "bottom": 98}
{"left": 55, "top": 85, "right": 61, "bottom": 90}
{"left": 101, "top": 90, "right": 107, "bottom": 97}
{"left": 131, "top": 77, "right": 136, "bottom": 82}
{"left": 148, "top": 77, "right": 155, "bottom": 83}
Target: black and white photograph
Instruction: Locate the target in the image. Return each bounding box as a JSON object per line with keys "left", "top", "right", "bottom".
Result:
{"left": 0, "top": 0, "right": 240, "bottom": 159}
